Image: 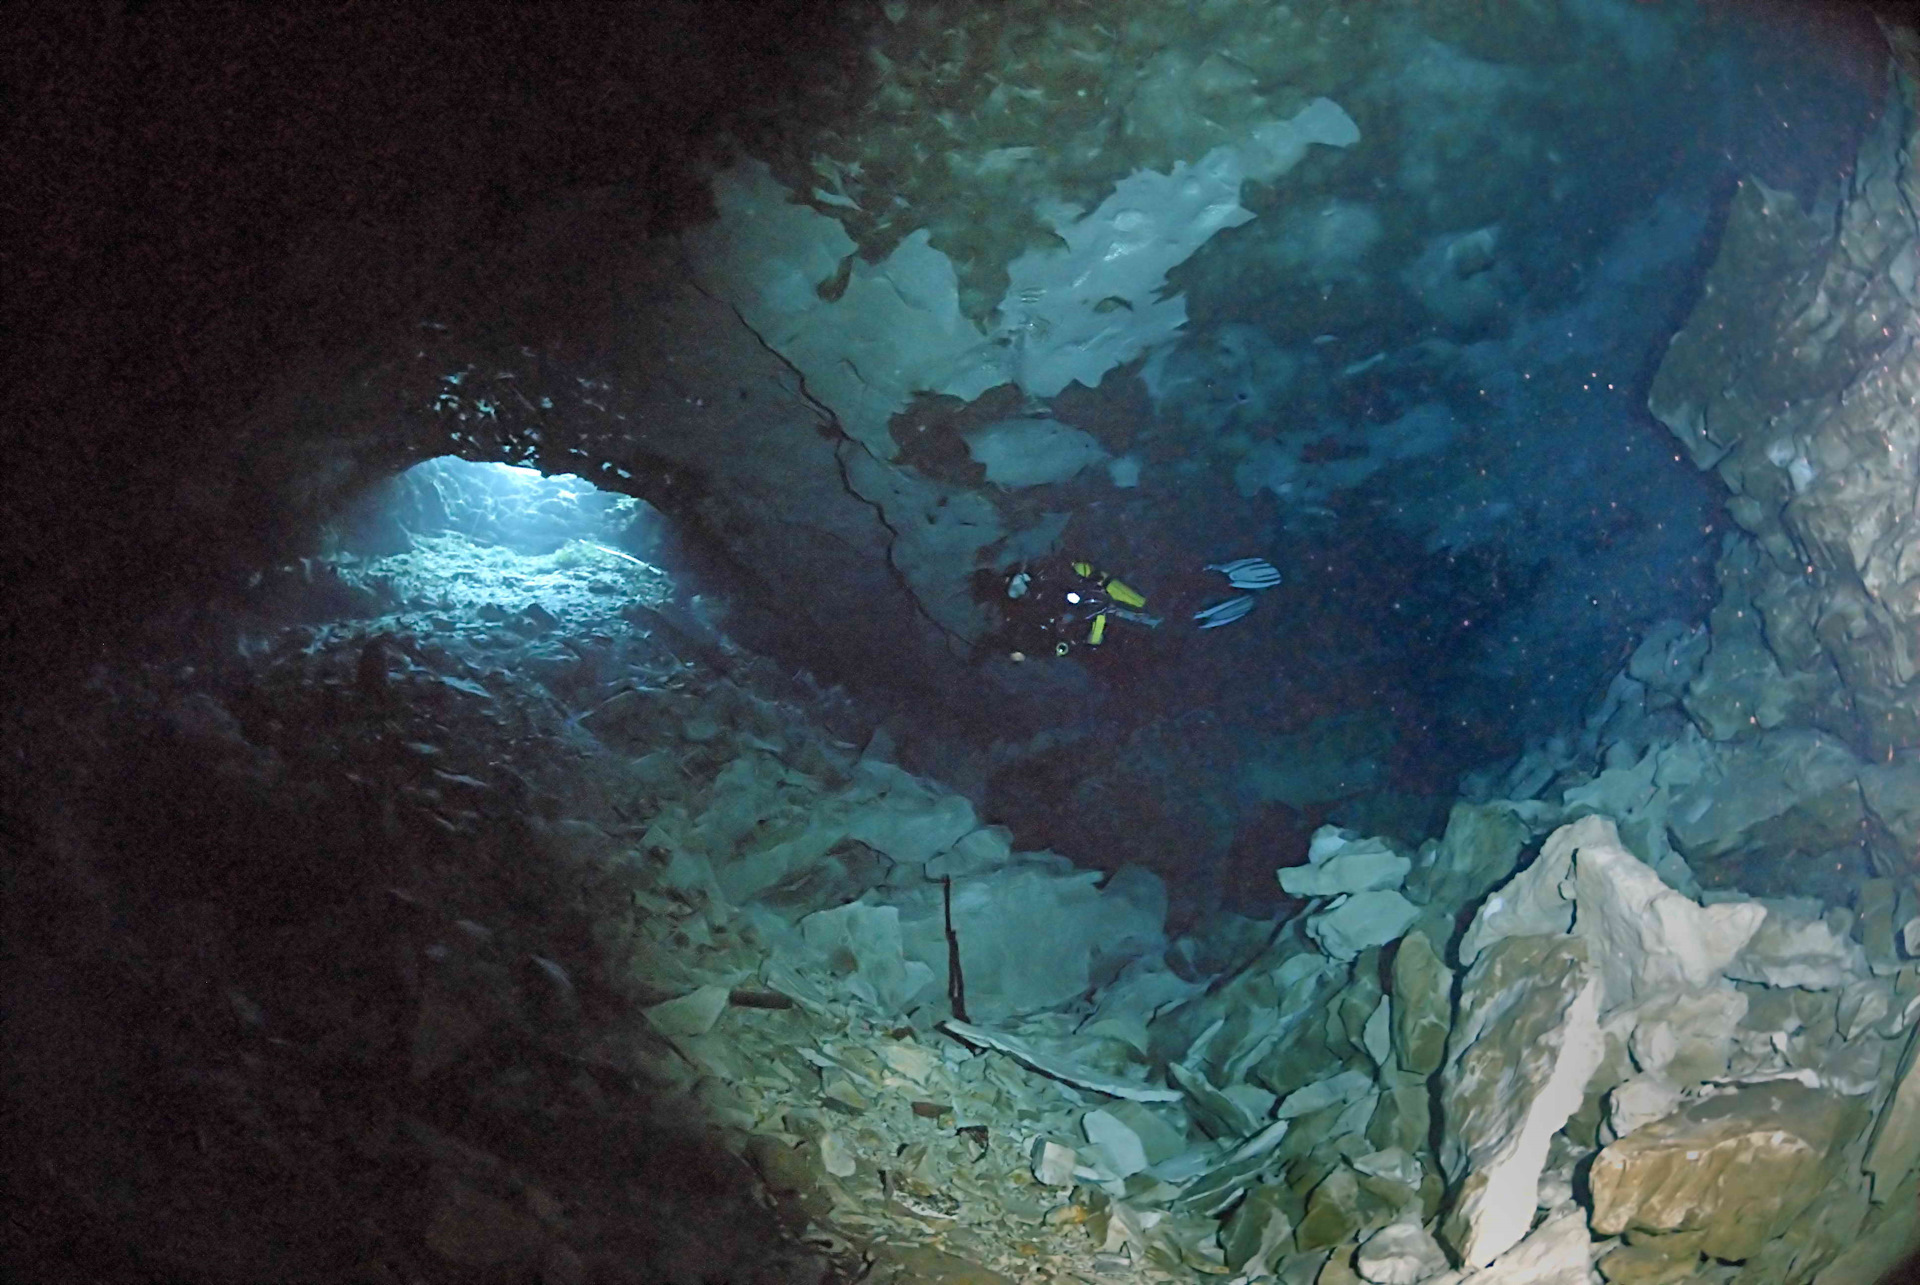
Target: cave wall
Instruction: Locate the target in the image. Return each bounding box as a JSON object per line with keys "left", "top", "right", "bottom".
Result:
{"left": 1650, "top": 36, "right": 1920, "bottom": 759}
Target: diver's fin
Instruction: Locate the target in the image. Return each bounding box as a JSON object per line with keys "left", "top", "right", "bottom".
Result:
{"left": 1194, "top": 595, "right": 1256, "bottom": 628}
{"left": 1204, "top": 557, "right": 1282, "bottom": 589}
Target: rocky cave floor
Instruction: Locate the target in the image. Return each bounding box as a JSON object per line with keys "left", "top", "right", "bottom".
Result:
{"left": 8, "top": 534, "right": 1920, "bottom": 1285}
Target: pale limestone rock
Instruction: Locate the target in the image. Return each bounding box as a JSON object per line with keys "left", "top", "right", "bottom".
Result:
{"left": 1838, "top": 977, "right": 1894, "bottom": 1041}
{"left": 1331, "top": 1089, "right": 1381, "bottom": 1144}
{"left": 1604, "top": 1073, "right": 1685, "bottom": 1142}
{"left": 1030, "top": 1138, "right": 1078, "bottom": 1186}
{"left": 1440, "top": 934, "right": 1605, "bottom": 1268}
{"left": 876, "top": 1038, "right": 939, "bottom": 1085}
{"left": 1565, "top": 816, "right": 1765, "bottom": 1011}
{"left": 923, "top": 825, "right": 1013, "bottom": 879}
{"left": 796, "top": 900, "right": 934, "bottom": 1014}
{"left": 1350, "top": 1148, "right": 1425, "bottom": 1221}
{"left": 1171, "top": 1060, "right": 1272, "bottom": 1140}
{"left": 938, "top": 1018, "right": 1183, "bottom": 1101}
{"left": 1308, "top": 890, "right": 1420, "bottom": 962}
{"left": 1352, "top": 1147, "right": 1424, "bottom": 1190}
{"left": 1590, "top": 1080, "right": 1870, "bottom": 1261}
{"left": 1622, "top": 984, "right": 1747, "bottom": 1084}
{"left": 1367, "top": 1078, "right": 1432, "bottom": 1157}
{"left": 1319, "top": 1244, "right": 1367, "bottom": 1285}
{"left": 1666, "top": 729, "right": 1867, "bottom": 862}
{"left": 1457, "top": 817, "right": 1579, "bottom": 967}
{"left": 1628, "top": 618, "right": 1711, "bottom": 695}
{"left": 1391, "top": 930, "right": 1453, "bottom": 1077}
{"left": 1724, "top": 900, "right": 1868, "bottom": 990}
{"left": 1810, "top": 1183, "right": 1920, "bottom": 1285}
{"left": 1860, "top": 759, "right": 1920, "bottom": 877}
{"left": 843, "top": 761, "right": 979, "bottom": 867}
{"left": 1856, "top": 878, "right": 1901, "bottom": 974}
{"left": 1356, "top": 1221, "right": 1448, "bottom": 1285}
{"left": 962, "top": 417, "right": 1107, "bottom": 487}
{"left": 1426, "top": 1209, "right": 1594, "bottom": 1285}
{"left": 1298, "top": 1166, "right": 1395, "bottom": 1252}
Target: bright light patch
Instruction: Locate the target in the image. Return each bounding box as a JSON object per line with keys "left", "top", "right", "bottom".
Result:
{"left": 385, "top": 455, "right": 654, "bottom": 558}
{"left": 326, "top": 454, "right": 677, "bottom": 614}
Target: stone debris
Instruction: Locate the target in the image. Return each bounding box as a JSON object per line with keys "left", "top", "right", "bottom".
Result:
{"left": 1355, "top": 1221, "right": 1449, "bottom": 1285}
{"left": 1590, "top": 1080, "right": 1870, "bottom": 1262}
{"left": 1439, "top": 934, "right": 1605, "bottom": 1267}
{"left": 34, "top": 392, "right": 1920, "bottom": 1285}
{"left": 1305, "top": 889, "right": 1421, "bottom": 962}
{"left": 1279, "top": 832, "right": 1411, "bottom": 898}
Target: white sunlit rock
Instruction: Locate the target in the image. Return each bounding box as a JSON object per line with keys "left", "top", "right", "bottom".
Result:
{"left": 1561, "top": 815, "right": 1765, "bottom": 1012}
{"left": 1450, "top": 1208, "right": 1594, "bottom": 1285}
{"left": 1457, "top": 818, "right": 1579, "bottom": 968}
{"left": 1440, "top": 934, "right": 1605, "bottom": 1269}
{"left": 1030, "top": 1138, "right": 1078, "bottom": 1187}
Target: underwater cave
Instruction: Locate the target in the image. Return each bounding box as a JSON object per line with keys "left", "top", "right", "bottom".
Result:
{"left": 9, "top": 2, "right": 1920, "bottom": 1282}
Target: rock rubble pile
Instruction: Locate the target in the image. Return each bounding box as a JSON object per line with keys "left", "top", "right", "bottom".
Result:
{"left": 23, "top": 527, "right": 1918, "bottom": 1284}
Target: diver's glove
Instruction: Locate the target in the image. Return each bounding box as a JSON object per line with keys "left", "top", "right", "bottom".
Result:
{"left": 1194, "top": 595, "right": 1255, "bottom": 628}
{"left": 1205, "top": 557, "right": 1282, "bottom": 589}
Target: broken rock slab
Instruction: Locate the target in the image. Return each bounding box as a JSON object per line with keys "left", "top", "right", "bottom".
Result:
{"left": 901, "top": 859, "right": 1167, "bottom": 1020}
{"left": 1030, "top": 1138, "right": 1077, "bottom": 1187}
{"left": 1427, "top": 1208, "right": 1594, "bottom": 1285}
{"left": 1590, "top": 1079, "right": 1871, "bottom": 1262}
{"left": 1865, "top": 1026, "right": 1920, "bottom": 1202}
{"left": 936, "top": 1019, "right": 1182, "bottom": 1102}
{"left": 1390, "top": 929, "right": 1452, "bottom": 1077}
{"left": 1440, "top": 933, "right": 1605, "bottom": 1268}
{"left": 793, "top": 899, "right": 935, "bottom": 1015}
{"left": 1355, "top": 1221, "right": 1449, "bottom": 1285}
{"left": 1307, "top": 890, "right": 1420, "bottom": 962}
{"left": 1280, "top": 832, "right": 1411, "bottom": 898}
{"left": 642, "top": 983, "right": 732, "bottom": 1039}
{"left": 1566, "top": 815, "right": 1766, "bottom": 1011}
{"left": 1722, "top": 898, "right": 1868, "bottom": 990}
{"left": 1082, "top": 1101, "right": 1187, "bottom": 1179}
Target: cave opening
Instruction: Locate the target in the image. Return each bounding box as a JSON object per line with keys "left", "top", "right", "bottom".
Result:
{"left": 11, "top": 3, "right": 1920, "bottom": 1284}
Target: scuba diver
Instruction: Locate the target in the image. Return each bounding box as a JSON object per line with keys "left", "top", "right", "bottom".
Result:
{"left": 1000, "top": 557, "right": 1160, "bottom": 660}
{"left": 997, "top": 554, "right": 1284, "bottom": 660}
